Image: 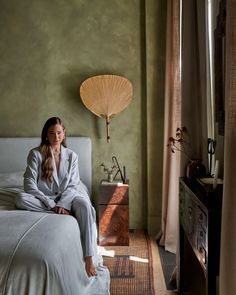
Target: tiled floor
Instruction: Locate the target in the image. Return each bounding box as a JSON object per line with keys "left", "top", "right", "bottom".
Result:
{"left": 150, "top": 238, "right": 178, "bottom": 295}
{"left": 158, "top": 245, "right": 176, "bottom": 290}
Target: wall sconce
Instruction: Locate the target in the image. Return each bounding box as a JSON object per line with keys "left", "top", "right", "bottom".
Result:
{"left": 80, "top": 74, "right": 133, "bottom": 142}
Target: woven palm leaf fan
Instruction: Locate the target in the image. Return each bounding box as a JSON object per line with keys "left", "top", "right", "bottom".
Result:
{"left": 80, "top": 74, "right": 133, "bottom": 142}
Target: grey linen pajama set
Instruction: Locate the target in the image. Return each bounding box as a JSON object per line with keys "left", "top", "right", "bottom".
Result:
{"left": 15, "top": 145, "right": 96, "bottom": 258}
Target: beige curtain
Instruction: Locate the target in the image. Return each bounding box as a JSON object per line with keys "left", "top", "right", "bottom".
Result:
{"left": 159, "top": 0, "right": 209, "bottom": 254}
{"left": 219, "top": 0, "right": 236, "bottom": 293}
{"left": 181, "top": 0, "right": 207, "bottom": 170}
{"left": 158, "top": 0, "right": 181, "bottom": 254}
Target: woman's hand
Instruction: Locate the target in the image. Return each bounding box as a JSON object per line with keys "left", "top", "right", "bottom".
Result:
{"left": 52, "top": 206, "right": 70, "bottom": 215}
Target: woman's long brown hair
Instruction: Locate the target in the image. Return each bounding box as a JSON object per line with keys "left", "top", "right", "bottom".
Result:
{"left": 40, "top": 117, "right": 67, "bottom": 182}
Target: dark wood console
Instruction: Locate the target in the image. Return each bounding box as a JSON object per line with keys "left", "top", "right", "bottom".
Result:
{"left": 179, "top": 177, "right": 223, "bottom": 295}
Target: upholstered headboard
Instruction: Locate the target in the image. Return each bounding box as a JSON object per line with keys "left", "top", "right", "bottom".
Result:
{"left": 0, "top": 137, "right": 92, "bottom": 193}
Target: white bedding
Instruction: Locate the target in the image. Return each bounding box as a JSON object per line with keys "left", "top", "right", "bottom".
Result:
{"left": 0, "top": 187, "right": 23, "bottom": 210}
{"left": 0, "top": 170, "right": 24, "bottom": 210}
{"left": 0, "top": 187, "right": 110, "bottom": 295}
{"left": 0, "top": 211, "right": 110, "bottom": 295}
{"left": 0, "top": 171, "right": 24, "bottom": 188}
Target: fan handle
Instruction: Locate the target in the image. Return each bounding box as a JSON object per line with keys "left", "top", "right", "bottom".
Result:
{"left": 106, "top": 116, "right": 110, "bottom": 143}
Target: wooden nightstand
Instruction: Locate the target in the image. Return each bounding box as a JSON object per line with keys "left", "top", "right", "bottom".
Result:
{"left": 98, "top": 180, "right": 129, "bottom": 246}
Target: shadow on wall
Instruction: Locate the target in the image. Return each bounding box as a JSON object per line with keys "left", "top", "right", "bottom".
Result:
{"left": 59, "top": 70, "right": 100, "bottom": 138}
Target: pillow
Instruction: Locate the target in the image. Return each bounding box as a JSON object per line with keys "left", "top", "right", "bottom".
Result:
{"left": 0, "top": 171, "right": 24, "bottom": 188}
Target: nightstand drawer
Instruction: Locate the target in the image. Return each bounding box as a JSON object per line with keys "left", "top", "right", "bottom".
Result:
{"left": 99, "top": 183, "right": 129, "bottom": 205}
{"left": 99, "top": 204, "right": 129, "bottom": 246}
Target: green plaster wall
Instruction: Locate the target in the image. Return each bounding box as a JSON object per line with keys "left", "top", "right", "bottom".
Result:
{"left": 0, "top": 0, "right": 166, "bottom": 231}
{"left": 146, "top": 0, "right": 166, "bottom": 234}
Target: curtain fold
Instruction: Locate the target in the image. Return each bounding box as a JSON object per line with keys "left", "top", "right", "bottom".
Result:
{"left": 219, "top": 0, "right": 236, "bottom": 293}
{"left": 158, "top": 0, "right": 181, "bottom": 254}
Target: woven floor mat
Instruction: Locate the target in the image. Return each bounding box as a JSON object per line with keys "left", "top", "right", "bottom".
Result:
{"left": 102, "top": 230, "right": 155, "bottom": 295}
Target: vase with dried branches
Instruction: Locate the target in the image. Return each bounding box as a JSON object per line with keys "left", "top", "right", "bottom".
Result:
{"left": 168, "top": 127, "right": 206, "bottom": 179}
{"left": 100, "top": 162, "right": 117, "bottom": 182}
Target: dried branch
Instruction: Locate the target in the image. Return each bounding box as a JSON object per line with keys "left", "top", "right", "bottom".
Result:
{"left": 167, "top": 127, "right": 196, "bottom": 160}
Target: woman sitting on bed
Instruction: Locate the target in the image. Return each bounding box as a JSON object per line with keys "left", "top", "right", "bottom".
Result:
{"left": 16, "top": 116, "right": 97, "bottom": 277}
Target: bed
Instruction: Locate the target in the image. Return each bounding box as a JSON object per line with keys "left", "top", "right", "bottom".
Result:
{"left": 0, "top": 137, "right": 110, "bottom": 295}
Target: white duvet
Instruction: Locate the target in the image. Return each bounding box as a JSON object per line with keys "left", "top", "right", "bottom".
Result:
{"left": 0, "top": 189, "right": 110, "bottom": 295}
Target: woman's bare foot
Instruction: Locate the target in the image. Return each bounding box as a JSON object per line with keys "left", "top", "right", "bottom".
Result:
{"left": 85, "top": 256, "right": 97, "bottom": 277}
